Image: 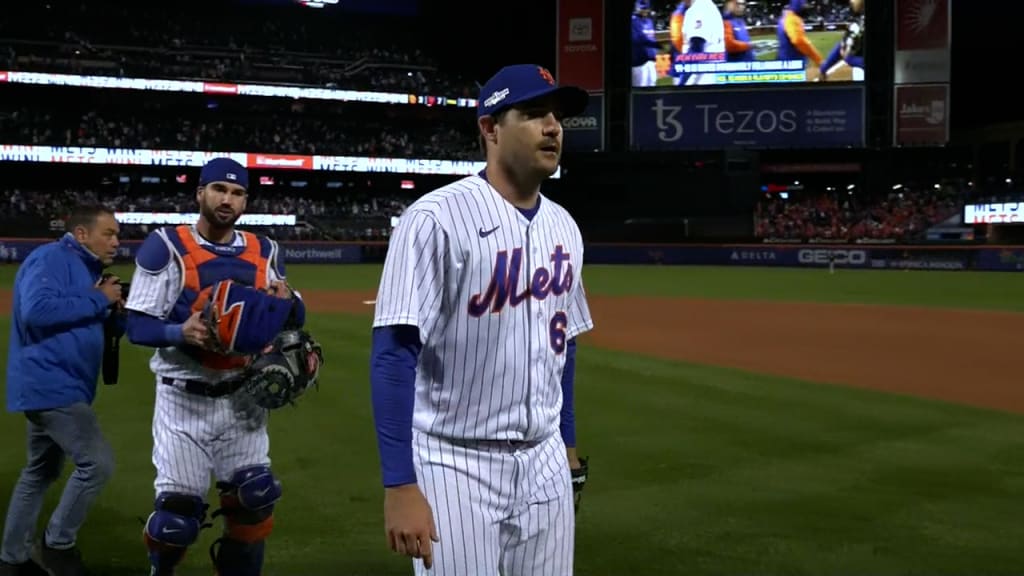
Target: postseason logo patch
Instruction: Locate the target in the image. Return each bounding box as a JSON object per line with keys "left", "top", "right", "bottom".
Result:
{"left": 484, "top": 88, "right": 509, "bottom": 108}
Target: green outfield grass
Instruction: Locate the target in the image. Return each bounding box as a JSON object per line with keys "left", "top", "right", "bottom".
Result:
{"left": 1, "top": 264, "right": 1023, "bottom": 575}
{"left": 755, "top": 30, "right": 842, "bottom": 63}
{"left": 4, "top": 264, "right": 1022, "bottom": 312}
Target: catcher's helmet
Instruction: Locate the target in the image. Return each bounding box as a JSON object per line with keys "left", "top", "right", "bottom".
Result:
{"left": 242, "top": 330, "right": 325, "bottom": 409}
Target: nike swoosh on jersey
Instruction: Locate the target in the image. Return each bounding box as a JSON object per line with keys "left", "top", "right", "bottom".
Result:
{"left": 479, "top": 225, "right": 500, "bottom": 238}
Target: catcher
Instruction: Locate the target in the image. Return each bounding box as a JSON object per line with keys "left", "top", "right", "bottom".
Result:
{"left": 124, "top": 158, "right": 324, "bottom": 576}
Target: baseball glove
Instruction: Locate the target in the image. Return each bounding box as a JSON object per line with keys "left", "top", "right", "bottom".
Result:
{"left": 200, "top": 279, "right": 303, "bottom": 357}
{"left": 241, "top": 329, "right": 325, "bottom": 410}
{"left": 571, "top": 457, "right": 588, "bottom": 514}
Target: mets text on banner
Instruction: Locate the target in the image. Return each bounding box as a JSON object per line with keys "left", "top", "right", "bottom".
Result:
{"left": 893, "top": 0, "right": 950, "bottom": 84}
{"left": 556, "top": 0, "right": 604, "bottom": 91}
{"left": 562, "top": 92, "right": 604, "bottom": 152}
{"left": 0, "top": 70, "right": 478, "bottom": 108}
{"left": 630, "top": 87, "right": 865, "bottom": 150}
{"left": 964, "top": 202, "right": 1024, "bottom": 225}
{"left": 894, "top": 84, "right": 948, "bottom": 146}
{"left": 0, "top": 144, "right": 563, "bottom": 178}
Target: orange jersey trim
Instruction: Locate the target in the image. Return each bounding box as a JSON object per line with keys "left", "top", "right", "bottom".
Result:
{"left": 175, "top": 225, "right": 268, "bottom": 313}
{"left": 783, "top": 11, "right": 822, "bottom": 66}
{"left": 724, "top": 21, "right": 751, "bottom": 53}
{"left": 670, "top": 12, "right": 684, "bottom": 53}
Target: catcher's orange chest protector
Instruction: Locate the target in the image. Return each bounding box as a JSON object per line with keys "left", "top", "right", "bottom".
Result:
{"left": 165, "top": 225, "right": 272, "bottom": 371}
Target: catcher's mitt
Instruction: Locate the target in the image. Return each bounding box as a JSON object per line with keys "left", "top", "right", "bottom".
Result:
{"left": 241, "top": 329, "right": 325, "bottom": 409}
{"left": 200, "top": 279, "right": 303, "bottom": 356}
{"left": 571, "top": 457, "right": 588, "bottom": 514}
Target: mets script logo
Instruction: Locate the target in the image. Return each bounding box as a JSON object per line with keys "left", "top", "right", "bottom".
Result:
{"left": 468, "top": 245, "right": 573, "bottom": 316}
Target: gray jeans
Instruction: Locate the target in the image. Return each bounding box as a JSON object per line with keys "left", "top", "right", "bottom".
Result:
{"left": 0, "top": 403, "right": 114, "bottom": 564}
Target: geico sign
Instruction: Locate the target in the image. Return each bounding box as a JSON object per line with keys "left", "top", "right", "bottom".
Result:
{"left": 798, "top": 249, "right": 867, "bottom": 265}
{"left": 563, "top": 116, "right": 598, "bottom": 129}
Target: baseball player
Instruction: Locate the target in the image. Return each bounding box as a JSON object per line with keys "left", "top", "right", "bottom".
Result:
{"left": 679, "top": 0, "right": 726, "bottom": 85}
{"left": 819, "top": 0, "right": 865, "bottom": 81}
{"left": 723, "top": 0, "right": 754, "bottom": 62}
{"left": 123, "top": 158, "right": 307, "bottom": 576}
{"left": 777, "top": 0, "right": 823, "bottom": 79}
{"left": 666, "top": 1, "right": 688, "bottom": 85}
{"left": 370, "top": 64, "right": 594, "bottom": 575}
{"left": 631, "top": 0, "right": 661, "bottom": 86}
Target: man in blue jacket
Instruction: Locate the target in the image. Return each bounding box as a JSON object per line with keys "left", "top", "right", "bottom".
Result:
{"left": 1, "top": 205, "right": 124, "bottom": 576}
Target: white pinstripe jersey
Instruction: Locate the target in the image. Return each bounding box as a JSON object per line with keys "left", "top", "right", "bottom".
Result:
{"left": 124, "top": 226, "right": 285, "bottom": 383}
{"left": 373, "top": 175, "right": 594, "bottom": 443}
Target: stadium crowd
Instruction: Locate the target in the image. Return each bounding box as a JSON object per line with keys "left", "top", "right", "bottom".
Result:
{"left": 0, "top": 1, "right": 478, "bottom": 97}
{"left": 754, "top": 185, "right": 965, "bottom": 243}
{"left": 4, "top": 181, "right": 970, "bottom": 246}
{"left": 0, "top": 186, "right": 409, "bottom": 242}
{"left": 0, "top": 103, "right": 480, "bottom": 160}
{"left": 652, "top": 0, "right": 852, "bottom": 30}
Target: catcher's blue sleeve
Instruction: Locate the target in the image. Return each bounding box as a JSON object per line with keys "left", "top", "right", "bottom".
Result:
{"left": 271, "top": 242, "right": 307, "bottom": 327}
{"left": 560, "top": 338, "right": 578, "bottom": 448}
{"left": 370, "top": 324, "right": 421, "bottom": 488}
{"left": 126, "top": 311, "right": 184, "bottom": 347}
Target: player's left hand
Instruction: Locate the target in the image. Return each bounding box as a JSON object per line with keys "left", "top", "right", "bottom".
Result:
{"left": 570, "top": 456, "right": 588, "bottom": 514}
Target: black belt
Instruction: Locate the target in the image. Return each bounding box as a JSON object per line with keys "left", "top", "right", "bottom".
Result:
{"left": 161, "top": 377, "right": 244, "bottom": 398}
{"left": 447, "top": 437, "right": 543, "bottom": 452}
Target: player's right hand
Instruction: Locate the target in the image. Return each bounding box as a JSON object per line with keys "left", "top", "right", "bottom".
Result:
{"left": 96, "top": 276, "right": 123, "bottom": 304}
{"left": 384, "top": 484, "right": 439, "bottom": 569}
{"left": 182, "top": 310, "right": 213, "bottom": 348}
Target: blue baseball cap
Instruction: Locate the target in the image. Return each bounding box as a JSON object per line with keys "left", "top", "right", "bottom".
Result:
{"left": 199, "top": 157, "right": 249, "bottom": 190}
{"left": 476, "top": 64, "right": 589, "bottom": 119}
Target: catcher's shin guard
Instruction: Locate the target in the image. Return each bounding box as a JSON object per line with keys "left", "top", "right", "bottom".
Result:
{"left": 144, "top": 492, "right": 210, "bottom": 576}
{"left": 209, "top": 465, "right": 282, "bottom": 576}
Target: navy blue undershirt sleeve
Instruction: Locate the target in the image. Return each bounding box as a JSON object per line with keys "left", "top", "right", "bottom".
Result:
{"left": 370, "top": 324, "right": 422, "bottom": 487}
{"left": 560, "top": 337, "right": 578, "bottom": 447}
{"left": 126, "top": 310, "right": 185, "bottom": 347}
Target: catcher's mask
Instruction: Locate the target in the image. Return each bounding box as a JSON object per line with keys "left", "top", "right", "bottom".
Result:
{"left": 242, "top": 330, "right": 325, "bottom": 409}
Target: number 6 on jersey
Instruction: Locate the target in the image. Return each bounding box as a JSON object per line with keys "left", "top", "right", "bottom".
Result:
{"left": 550, "top": 310, "right": 567, "bottom": 354}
